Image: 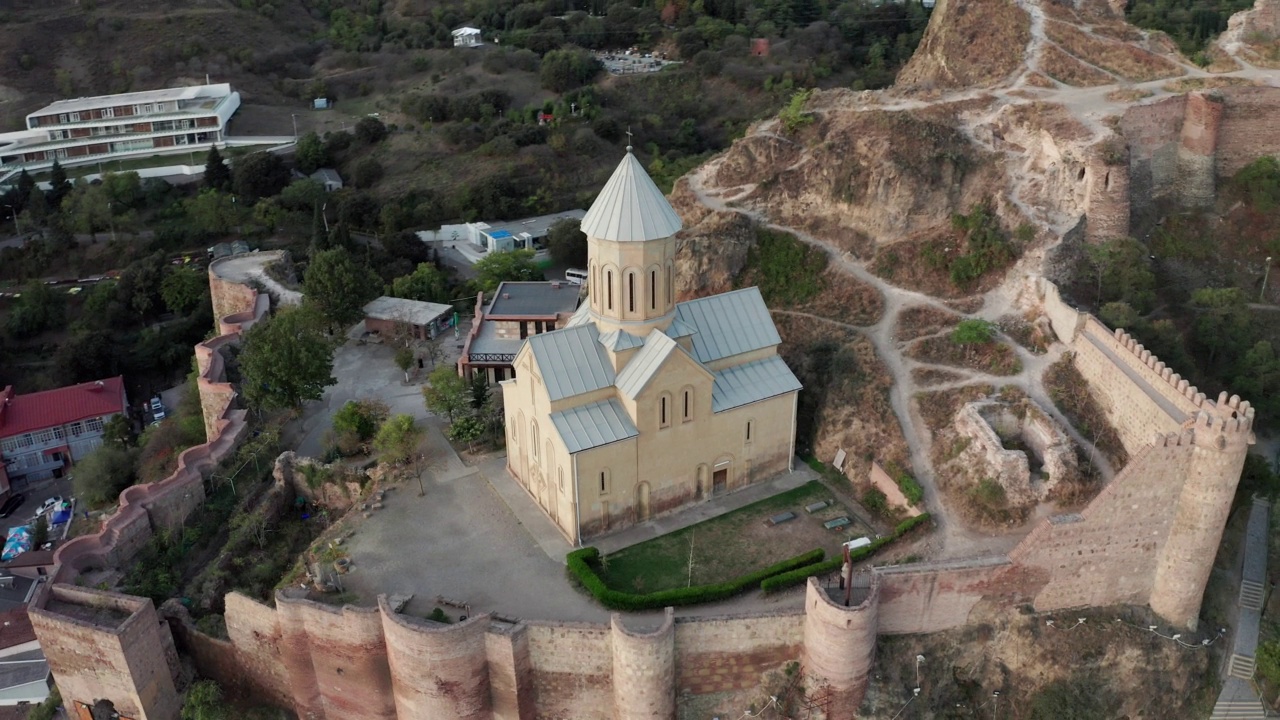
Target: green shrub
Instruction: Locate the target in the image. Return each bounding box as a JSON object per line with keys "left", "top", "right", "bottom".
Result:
{"left": 760, "top": 513, "right": 933, "bottom": 593}
{"left": 567, "top": 547, "right": 825, "bottom": 610}
{"left": 861, "top": 487, "right": 888, "bottom": 513}
{"left": 885, "top": 461, "right": 924, "bottom": 505}
{"left": 738, "top": 228, "right": 829, "bottom": 306}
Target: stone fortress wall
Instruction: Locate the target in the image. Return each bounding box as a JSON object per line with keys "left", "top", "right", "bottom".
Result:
{"left": 24, "top": 256, "right": 1252, "bottom": 717}
{"left": 1104, "top": 87, "right": 1280, "bottom": 238}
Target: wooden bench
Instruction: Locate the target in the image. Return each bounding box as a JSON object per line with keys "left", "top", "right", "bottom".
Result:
{"left": 823, "top": 517, "right": 852, "bottom": 531}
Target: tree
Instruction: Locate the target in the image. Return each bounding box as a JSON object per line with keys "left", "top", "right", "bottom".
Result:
{"left": 48, "top": 160, "right": 71, "bottom": 208}
{"left": 352, "top": 157, "right": 384, "bottom": 189}
{"left": 295, "top": 131, "right": 329, "bottom": 174}
{"left": 239, "top": 306, "right": 338, "bottom": 410}
{"left": 279, "top": 179, "right": 327, "bottom": 211}
{"left": 354, "top": 116, "right": 388, "bottom": 145}
{"left": 395, "top": 345, "right": 416, "bottom": 383}
{"left": 547, "top": 218, "right": 588, "bottom": 266}
{"left": 390, "top": 262, "right": 450, "bottom": 304}
{"left": 32, "top": 515, "right": 48, "bottom": 549}
{"left": 448, "top": 416, "right": 485, "bottom": 451}
{"left": 182, "top": 679, "right": 229, "bottom": 720}
{"left": 62, "top": 180, "right": 113, "bottom": 238}
{"left": 204, "top": 146, "right": 232, "bottom": 192}
{"left": 423, "top": 365, "right": 470, "bottom": 423}
{"left": 951, "top": 318, "right": 995, "bottom": 344}
{"left": 374, "top": 414, "right": 422, "bottom": 466}
{"left": 1190, "top": 287, "right": 1252, "bottom": 367}
{"left": 73, "top": 444, "right": 139, "bottom": 507}
{"left": 331, "top": 398, "right": 388, "bottom": 455}
{"left": 472, "top": 249, "right": 543, "bottom": 293}
{"left": 102, "top": 414, "right": 134, "bottom": 448}
{"left": 5, "top": 281, "right": 66, "bottom": 339}
{"left": 184, "top": 190, "right": 238, "bottom": 236}
{"left": 303, "top": 247, "right": 382, "bottom": 328}
{"left": 1085, "top": 237, "right": 1156, "bottom": 312}
{"left": 470, "top": 371, "right": 490, "bottom": 409}
{"left": 232, "top": 151, "right": 291, "bottom": 202}
{"left": 102, "top": 171, "right": 143, "bottom": 211}
{"left": 161, "top": 266, "right": 209, "bottom": 315}
{"left": 540, "top": 47, "right": 602, "bottom": 92}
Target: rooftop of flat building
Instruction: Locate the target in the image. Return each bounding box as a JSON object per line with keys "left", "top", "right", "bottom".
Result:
{"left": 29, "top": 84, "right": 235, "bottom": 118}
{"left": 475, "top": 209, "right": 585, "bottom": 241}
{"left": 363, "top": 296, "right": 453, "bottom": 327}
{"left": 486, "top": 282, "right": 582, "bottom": 318}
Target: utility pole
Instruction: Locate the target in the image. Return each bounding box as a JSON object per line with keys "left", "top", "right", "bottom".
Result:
{"left": 3, "top": 204, "right": 18, "bottom": 237}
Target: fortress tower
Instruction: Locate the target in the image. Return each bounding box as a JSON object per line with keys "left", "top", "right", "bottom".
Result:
{"left": 1177, "top": 91, "right": 1224, "bottom": 207}
{"left": 1150, "top": 394, "right": 1254, "bottom": 629}
{"left": 801, "top": 576, "right": 879, "bottom": 715}
{"left": 611, "top": 610, "right": 676, "bottom": 720}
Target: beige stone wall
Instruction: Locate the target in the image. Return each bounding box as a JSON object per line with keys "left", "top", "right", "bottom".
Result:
{"left": 1084, "top": 151, "right": 1131, "bottom": 244}
{"left": 1070, "top": 319, "right": 1198, "bottom": 456}
{"left": 525, "top": 621, "right": 614, "bottom": 720}
{"left": 612, "top": 611, "right": 676, "bottom": 720}
{"left": 586, "top": 234, "right": 679, "bottom": 338}
{"left": 876, "top": 561, "right": 1047, "bottom": 634}
{"left": 381, "top": 599, "right": 492, "bottom": 719}
{"left": 673, "top": 612, "right": 804, "bottom": 695}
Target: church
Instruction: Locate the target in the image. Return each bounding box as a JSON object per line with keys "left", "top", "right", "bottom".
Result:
{"left": 501, "top": 148, "right": 802, "bottom": 543}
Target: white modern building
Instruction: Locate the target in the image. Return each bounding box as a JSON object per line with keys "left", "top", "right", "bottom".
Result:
{"left": 453, "top": 27, "right": 483, "bottom": 47}
{"left": 0, "top": 83, "right": 242, "bottom": 179}
{"left": 466, "top": 209, "right": 586, "bottom": 253}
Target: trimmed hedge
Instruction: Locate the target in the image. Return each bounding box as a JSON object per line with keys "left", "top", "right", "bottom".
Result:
{"left": 567, "top": 546, "right": 825, "bottom": 611}
{"left": 760, "top": 513, "right": 933, "bottom": 593}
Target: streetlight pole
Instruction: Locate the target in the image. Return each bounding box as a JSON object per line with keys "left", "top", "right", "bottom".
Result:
{"left": 3, "top": 204, "right": 18, "bottom": 237}
{"left": 1262, "top": 256, "right": 1273, "bottom": 303}
{"left": 915, "top": 655, "right": 924, "bottom": 687}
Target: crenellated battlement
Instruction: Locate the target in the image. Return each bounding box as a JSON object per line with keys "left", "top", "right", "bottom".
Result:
{"left": 1110, "top": 326, "right": 1207, "bottom": 417}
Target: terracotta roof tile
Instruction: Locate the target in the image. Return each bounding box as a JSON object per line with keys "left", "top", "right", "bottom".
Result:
{"left": 0, "top": 376, "right": 126, "bottom": 439}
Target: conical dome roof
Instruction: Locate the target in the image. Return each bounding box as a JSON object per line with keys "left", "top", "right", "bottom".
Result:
{"left": 580, "top": 149, "right": 684, "bottom": 242}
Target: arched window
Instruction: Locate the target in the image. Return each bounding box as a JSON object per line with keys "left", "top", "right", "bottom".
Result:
{"left": 666, "top": 261, "right": 675, "bottom": 307}
{"left": 681, "top": 387, "right": 693, "bottom": 423}
{"left": 532, "top": 421, "right": 540, "bottom": 460}
{"left": 558, "top": 466, "right": 564, "bottom": 492}
{"left": 599, "top": 467, "right": 611, "bottom": 495}
{"left": 627, "top": 271, "right": 636, "bottom": 313}
{"left": 649, "top": 268, "right": 657, "bottom": 311}
{"left": 589, "top": 262, "right": 597, "bottom": 307}
{"left": 659, "top": 393, "right": 672, "bottom": 429}
{"left": 606, "top": 270, "right": 614, "bottom": 310}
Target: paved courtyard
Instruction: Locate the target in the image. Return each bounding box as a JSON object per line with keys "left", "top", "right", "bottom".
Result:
{"left": 293, "top": 330, "right": 818, "bottom": 624}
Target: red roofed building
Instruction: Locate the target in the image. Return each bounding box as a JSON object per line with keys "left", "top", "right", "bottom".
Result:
{"left": 0, "top": 377, "right": 128, "bottom": 491}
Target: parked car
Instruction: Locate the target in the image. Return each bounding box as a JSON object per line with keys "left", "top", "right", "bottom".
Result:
{"left": 150, "top": 396, "right": 166, "bottom": 422}
{"left": 0, "top": 494, "right": 25, "bottom": 519}
{"left": 35, "top": 496, "right": 63, "bottom": 518}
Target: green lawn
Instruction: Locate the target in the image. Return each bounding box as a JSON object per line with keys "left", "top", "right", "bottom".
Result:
{"left": 595, "top": 481, "right": 872, "bottom": 594}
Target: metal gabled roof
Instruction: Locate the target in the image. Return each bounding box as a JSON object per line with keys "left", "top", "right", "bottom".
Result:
{"left": 550, "top": 399, "right": 639, "bottom": 454}
{"left": 673, "top": 287, "right": 782, "bottom": 364}
{"left": 598, "top": 329, "right": 645, "bottom": 352}
{"left": 664, "top": 318, "right": 697, "bottom": 340}
{"left": 564, "top": 303, "right": 594, "bottom": 328}
{"left": 526, "top": 325, "right": 615, "bottom": 401}
{"left": 579, "top": 150, "right": 683, "bottom": 242}
{"left": 711, "top": 355, "right": 802, "bottom": 412}
{"left": 614, "top": 330, "right": 679, "bottom": 399}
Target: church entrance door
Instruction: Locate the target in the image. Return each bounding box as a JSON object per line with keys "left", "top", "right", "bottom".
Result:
{"left": 712, "top": 468, "right": 728, "bottom": 495}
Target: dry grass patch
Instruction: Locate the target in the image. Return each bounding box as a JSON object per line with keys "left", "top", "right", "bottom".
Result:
{"left": 1162, "top": 76, "right": 1259, "bottom": 92}
{"left": 916, "top": 384, "right": 996, "bottom": 433}
{"left": 912, "top": 367, "right": 968, "bottom": 387}
{"left": 896, "top": 305, "right": 962, "bottom": 342}
{"left": 897, "top": 0, "right": 1032, "bottom": 89}
{"left": 1045, "top": 20, "right": 1182, "bottom": 81}
{"left": 1044, "top": 353, "right": 1128, "bottom": 468}
{"left": 776, "top": 316, "right": 908, "bottom": 478}
{"left": 1040, "top": 44, "right": 1117, "bottom": 86}
{"left": 1106, "top": 87, "right": 1155, "bottom": 102}
{"left": 791, "top": 267, "right": 885, "bottom": 326}
{"left": 1024, "top": 71, "right": 1058, "bottom": 88}
{"left": 997, "top": 313, "right": 1051, "bottom": 354}
{"left": 1241, "top": 35, "right": 1280, "bottom": 68}
{"left": 906, "top": 333, "right": 1023, "bottom": 376}
{"left": 1001, "top": 101, "right": 1092, "bottom": 141}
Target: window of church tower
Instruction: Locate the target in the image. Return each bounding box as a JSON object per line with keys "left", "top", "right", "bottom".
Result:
{"left": 666, "top": 261, "right": 674, "bottom": 306}
{"left": 650, "top": 269, "right": 657, "bottom": 311}
{"left": 607, "top": 270, "right": 614, "bottom": 310}
{"left": 627, "top": 272, "right": 636, "bottom": 313}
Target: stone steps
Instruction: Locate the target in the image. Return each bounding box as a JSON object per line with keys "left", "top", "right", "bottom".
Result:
{"left": 1229, "top": 654, "right": 1258, "bottom": 680}
{"left": 1209, "top": 698, "right": 1268, "bottom": 719}
{"left": 1240, "top": 580, "right": 1266, "bottom": 611}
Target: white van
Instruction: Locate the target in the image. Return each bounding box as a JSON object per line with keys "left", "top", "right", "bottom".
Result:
{"left": 565, "top": 268, "right": 588, "bottom": 285}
